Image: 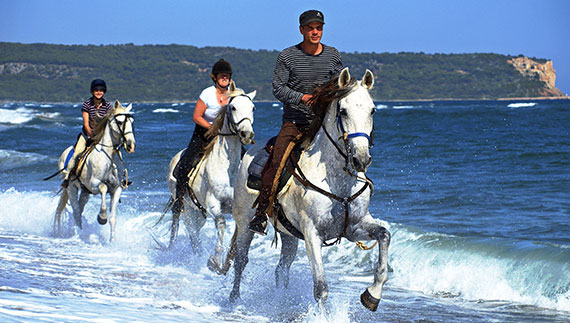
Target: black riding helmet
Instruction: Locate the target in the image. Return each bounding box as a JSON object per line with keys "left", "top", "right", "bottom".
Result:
{"left": 90, "top": 79, "right": 107, "bottom": 93}
{"left": 211, "top": 59, "right": 232, "bottom": 77}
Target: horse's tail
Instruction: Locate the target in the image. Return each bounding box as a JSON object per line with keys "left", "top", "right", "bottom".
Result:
{"left": 53, "top": 188, "right": 69, "bottom": 237}
{"left": 168, "top": 206, "right": 180, "bottom": 249}
{"left": 216, "top": 224, "right": 238, "bottom": 275}
{"left": 153, "top": 196, "right": 175, "bottom": 227}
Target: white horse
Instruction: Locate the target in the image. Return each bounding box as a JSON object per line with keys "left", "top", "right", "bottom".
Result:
{"left": 54, "top": 100, "right": 135, "bottom": 242}
{"left": 228, "top": 68, "right": 390, "bottom": 311}
{"left": 166, "top": 83, "right": 256, "bottom": 273}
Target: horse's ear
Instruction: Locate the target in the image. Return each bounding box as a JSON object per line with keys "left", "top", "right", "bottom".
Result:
{"left": 229, "top": 80, "right": 236, "bottom": 93}
{"left": 362, "top": 69, "right": 374, "bottom": 89}
{"left": 114, "top": 100, "right": 121, "bottom": 109}
{"left": 338, "top": 67, "right": 351, "bottom": 89}
{"left": 126, "top": 103, "right": 133, "bottom": 113}
{"left": 246, "top": 90, "right": 257, "bottom": 101}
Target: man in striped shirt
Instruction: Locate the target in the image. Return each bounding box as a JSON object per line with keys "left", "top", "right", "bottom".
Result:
{"left": 249, "top": 9, "right": 343, "bottom": 235}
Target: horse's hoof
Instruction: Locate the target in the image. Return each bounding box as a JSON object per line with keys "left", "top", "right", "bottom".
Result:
{"left": 97, "top": 214, "right": 108, "bottom": 225}
{"left": 229, "top": 291, "right": 240, "bottom": 304}
{"left": 360, "top": 289, "right": 380, "bottom": 312}
{"left": 207, "top": 257, "right": 221, "bottom": 274}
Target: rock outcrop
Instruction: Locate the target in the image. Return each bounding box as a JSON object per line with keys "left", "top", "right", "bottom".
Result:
{"left": 508, "top": 57, "right": 565, "bottom": 96}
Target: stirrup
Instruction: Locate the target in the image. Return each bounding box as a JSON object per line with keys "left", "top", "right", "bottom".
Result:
{"left": 248, "top": 215, "right": 267, "bottom": 235}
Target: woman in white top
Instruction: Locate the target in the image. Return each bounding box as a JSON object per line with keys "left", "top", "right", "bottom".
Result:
{"left": 172, "top": 59, "right": 233, "bottom": 213}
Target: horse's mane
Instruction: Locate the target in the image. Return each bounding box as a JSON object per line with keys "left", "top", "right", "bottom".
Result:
{"left": 306, "top": 76, "right": 357, "bottom": 141}
{"left": 203, "top": 106, "right": 227, "bottom": 154}
{"left": 90, "top": 108, "right": 115, "bottom": 144}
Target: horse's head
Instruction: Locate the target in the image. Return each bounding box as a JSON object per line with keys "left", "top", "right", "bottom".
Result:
{"left": 110, "top": 100, "right": 136, "bottom": 153}
{"left": 226, "top": 81, "right": 256, "bottom": 145}
{"left": 334, "top": 67, "right": 375, "bottom": 172}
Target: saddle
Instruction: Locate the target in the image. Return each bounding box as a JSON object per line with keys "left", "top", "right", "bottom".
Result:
{"left": 246, "top": 136, "right": 303, "bottom": 194}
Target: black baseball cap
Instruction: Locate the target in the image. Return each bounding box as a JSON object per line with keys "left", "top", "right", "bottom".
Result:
{"left": 299, "top": 10, "right": 325, "bottom": 26}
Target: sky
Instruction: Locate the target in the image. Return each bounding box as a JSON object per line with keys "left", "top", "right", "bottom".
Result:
{"left": 1, "top": 0, "right": 569, "bottom": 94}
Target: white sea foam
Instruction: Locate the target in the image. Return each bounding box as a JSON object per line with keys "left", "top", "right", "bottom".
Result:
{"left": 508, "top": 102, "right": 537, "bottom": 108}
{"left": 386, "top": 225, "right": 570, "bottom": 311}
{"left": 375, "top": 104, "right": 388, "bottom": 110}
{"left": 0, "top": 188, "right": 58, "bottom": 235}
{"left": 0, "top": 108, "right": 34, "bottom": 124}
{"left": 153, "top": 108, "right": 179, "bottom": 113}
{"left": 272, "top": 103, "right": 281, "bottom": 107}
{"left": 392, "top": 105, "right": 415, "bottom": 109}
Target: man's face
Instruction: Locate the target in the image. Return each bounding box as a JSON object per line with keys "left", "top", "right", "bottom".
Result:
{"left": 300, "top": 22, "right": 323, "bottom": 45}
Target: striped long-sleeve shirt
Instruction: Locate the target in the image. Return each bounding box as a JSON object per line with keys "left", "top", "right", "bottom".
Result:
{"left": 272, "top": 43, "right": 343, "bottom": 124}
{"left": 81, "top": 97, "right": 112, "bottom": 137}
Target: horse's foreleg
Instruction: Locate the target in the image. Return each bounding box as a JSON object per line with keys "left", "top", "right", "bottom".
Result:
{"left": 351, "top": 217, "right": 391, "bottom": 312}
{"left": 275, "top": 233, "right": 298, "bottom": 288}
{"left": 207, "top": 198, "right": 226, "bottom": 273}
{"left": 303, "top": 224, "right": 328, "bottom": 304}
{"left": 108, "top": 186, "right": 122, "bottom": 242}
{"left": 229, "top": 219, "right": 255, "bottom": 303}
{"left": 181, "top": 207, "right": 206, "bottom": 254}
{"left": 97, "top": 183, "right": 108, "bottom": 225}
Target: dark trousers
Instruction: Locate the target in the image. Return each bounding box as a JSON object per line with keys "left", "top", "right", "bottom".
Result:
{"left": 256, "top": 122, "right": 308, "bottom": 216}
{"left": 174, "top": 125, "right": 209, "bottom": 198}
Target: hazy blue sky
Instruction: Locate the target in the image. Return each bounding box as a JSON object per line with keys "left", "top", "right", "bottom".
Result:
{"left": 2, "top": 0, "right": 569, "bottom": 94}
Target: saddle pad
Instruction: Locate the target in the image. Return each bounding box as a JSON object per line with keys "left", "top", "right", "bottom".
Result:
{"left": 63, "top": 148, "right": 74, "bottom": 170}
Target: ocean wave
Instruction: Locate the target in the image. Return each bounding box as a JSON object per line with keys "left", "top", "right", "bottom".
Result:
{"left": 153, "top": 108, "right": 179, "bottom": 113}
{"left": 508, "top": 102, "right": 537, "bottom": 108}
{"left": 375, "top": 104, "right": 388, "bottom": 110}
{"left": 384, "top": 224, "right": 570, "bottom": 311}
{"left": 0, "top": 149, "right": 50, "bottom": 170}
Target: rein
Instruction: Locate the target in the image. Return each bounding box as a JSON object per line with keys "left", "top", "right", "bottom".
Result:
{"left": 286, "top": 153, "right": 372, "bottom": 246}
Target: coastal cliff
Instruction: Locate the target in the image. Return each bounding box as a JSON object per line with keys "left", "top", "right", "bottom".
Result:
{"left": 507, "top": 57, "right": 564, "bottom": 97}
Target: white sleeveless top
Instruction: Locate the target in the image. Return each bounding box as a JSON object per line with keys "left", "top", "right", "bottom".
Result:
{"left": 199, "top": 86, "right": 225, "bottom": 124}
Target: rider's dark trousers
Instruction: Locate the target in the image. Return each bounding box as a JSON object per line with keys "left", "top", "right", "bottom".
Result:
{"left": 255, "top": 121, "right": 308, "bottom": 217}
{"left": 174, "top": 125, "right": 209, "bottom": 199}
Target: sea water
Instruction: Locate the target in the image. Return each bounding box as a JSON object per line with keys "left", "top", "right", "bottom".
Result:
{"left": 0, "top": 99, "right": 569, "bottom": 322}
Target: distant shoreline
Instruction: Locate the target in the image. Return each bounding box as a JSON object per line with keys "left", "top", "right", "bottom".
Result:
{"left": 1, "top": 96, "right": 568, "bottom": 105}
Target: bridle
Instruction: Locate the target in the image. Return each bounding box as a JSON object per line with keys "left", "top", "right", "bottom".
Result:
{"left": 284, "top": 95, "right": 375, "bottom": 246}
{"left": 322, "top": 100, "right": 374, "bottom": 174}
{"left": 111, "top": 113, "right": 135, "bottom": 151}
{"left": 219, "top": 94, "right": 254, "bottom": 137}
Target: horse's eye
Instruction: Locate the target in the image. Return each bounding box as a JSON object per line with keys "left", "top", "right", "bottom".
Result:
{"left": 340, "top": 109, "right": 348, "bottom": 116}
{"left": 231, "top": 106, "right": 237, "bottom": 111}
{"left": 371, "top": 108, "right": 375, "bottom": 115}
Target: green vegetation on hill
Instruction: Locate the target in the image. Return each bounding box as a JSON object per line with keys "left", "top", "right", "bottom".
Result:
{"left": 0, "top": 42, "right": 552, "bottom": 102}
